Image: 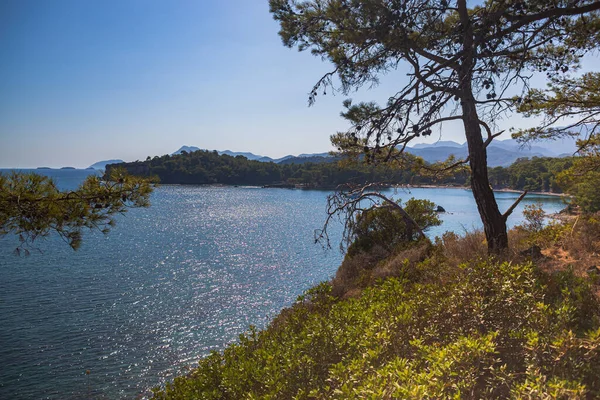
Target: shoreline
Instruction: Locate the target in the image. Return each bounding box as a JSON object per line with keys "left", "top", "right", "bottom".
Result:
{"left": 491, "top": 188, "right": 569, "bottom": 198}
{"left": 403, "top": 184, "right": 569, "bottom": 198}
{"left": 133, "top": 182, "right": 569, "bottom": 198}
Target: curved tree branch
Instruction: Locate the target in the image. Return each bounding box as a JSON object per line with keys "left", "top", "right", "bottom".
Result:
{"left": 315, "top": 183, "right": 429, "bottom": 251}
{"left": 502, "top": 190, "right": 529, "bottom": 221}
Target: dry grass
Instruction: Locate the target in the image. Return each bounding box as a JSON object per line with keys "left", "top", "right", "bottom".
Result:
{"left": 438, "top": 230, "right": 488, "bottom": 265}
{"left": 534, "top": 215, "right": 600, "bottom": 297}
{"left": 372, "top": 243, "right": 431, "bottom": 282}
{"left": 329, "top": 212, "right": 600, "bottom": 299}
{"left": 331, "top": 244, "right": 390, "bottom": 298}
{"left": 331, "top": 241, "right": 432, "bottom": 298}
{"left": 515, "top": 213, "right": 600, "bottom": 297}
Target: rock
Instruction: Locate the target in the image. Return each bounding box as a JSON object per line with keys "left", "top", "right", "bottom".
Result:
{"left": 520, "top": 245, "right": 543, "bottom": 259}
{"left": 436, "top": 205, "right": 446, "bottom": 213}
{"left": 587, "top": 265, "right": 600, "bottom": 277}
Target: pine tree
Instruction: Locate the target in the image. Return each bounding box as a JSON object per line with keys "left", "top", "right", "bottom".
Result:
{"left": 270, "top": 0, "right": 600, "bottom": 253}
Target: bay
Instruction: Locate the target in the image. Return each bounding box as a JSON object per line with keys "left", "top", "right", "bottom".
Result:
{"left": 0, "top": 169, "right": 566, "bottom": 399}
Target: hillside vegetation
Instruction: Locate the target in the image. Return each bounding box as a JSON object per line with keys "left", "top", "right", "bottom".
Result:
{"left": 107, "top": 150, "right": 578, "bottom": 194}
{"left": 106, "top": 150, "right": 420, "bottom": 187}
{"left": 151, "top": 208, "right": 600, "bottom": 399}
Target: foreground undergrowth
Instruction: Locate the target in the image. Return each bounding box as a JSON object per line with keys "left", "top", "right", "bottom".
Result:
{"left": 152, "top": 214, "right": 600, "bottom": 399}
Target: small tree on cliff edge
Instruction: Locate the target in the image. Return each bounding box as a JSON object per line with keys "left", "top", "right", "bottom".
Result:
{"left": 270, "top": 0, "right": 600, "bottom": 254}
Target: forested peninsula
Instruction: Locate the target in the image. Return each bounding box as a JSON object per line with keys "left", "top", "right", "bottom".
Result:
{"left": 105, "top": 149, "right": 574, "bottom": 193}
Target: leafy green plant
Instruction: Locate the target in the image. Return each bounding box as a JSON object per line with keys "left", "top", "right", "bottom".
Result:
{"left": 347, "top": 198, "right": 441, "bottom": 256}
{"left": 151, "top": 257, "right": 600, "bottom": 399}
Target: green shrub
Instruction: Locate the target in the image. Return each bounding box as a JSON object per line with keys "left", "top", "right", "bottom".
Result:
{"left": 152, "top": 259, "right": 600, "bottom": 399}
{"left": 346, "top": 198, "right": 441, "bottom": 256}
{"left": 561, "top": 170, "right": 600, "bottom": 213}
{"left": 330, "top": 197, "right": 440, "bottom": 297}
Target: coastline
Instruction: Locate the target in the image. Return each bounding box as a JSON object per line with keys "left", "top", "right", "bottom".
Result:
{"left": 492, "top": 188, "right": 569, "bottom": 198}
{"left": 158, "top": 182, "right": 570, "bottom": 198}
{"left": 406, "top": 184, "right": 568, "bottom": 198}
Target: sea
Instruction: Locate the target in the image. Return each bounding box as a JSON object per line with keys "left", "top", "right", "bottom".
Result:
{"left": 0, "top": 169, "right": 567, "bottom": 399}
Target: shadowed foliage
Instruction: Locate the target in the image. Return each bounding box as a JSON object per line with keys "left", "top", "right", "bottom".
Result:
{"left": 0, "top": 168, "right": 154, "bottom": 253}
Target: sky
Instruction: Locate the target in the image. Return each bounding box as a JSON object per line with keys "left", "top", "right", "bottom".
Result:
{"left": 0, "top": 1, "right": 592, "bottom": 168}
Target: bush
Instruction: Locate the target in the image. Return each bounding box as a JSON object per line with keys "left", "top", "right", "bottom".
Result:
{"left": 437, "top": 230, "right": 488, "bottom": 265}
{"left": 561, "top": 170, "right": 600, "bottom": 213}
{"left": 330, "top": 197, "right": 440, "bottom": 297}
{"left": 562, "top": 213, "right": 600, "bottom": 255}
{"left": 522, "top": 202, "right": 545, "bottom": 232}
{"left": 151, "top": 259, "right": 600, "bottom": 399}
{"left": 346, "top": 198, "right": 441, "bottom": 256}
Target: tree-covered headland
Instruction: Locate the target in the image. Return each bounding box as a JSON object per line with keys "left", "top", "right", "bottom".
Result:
{"left": 106, "top": 149, "right": 464, "bottom": 188}
{"left": 109, "top": 147, "right": 600, "bottom": 213}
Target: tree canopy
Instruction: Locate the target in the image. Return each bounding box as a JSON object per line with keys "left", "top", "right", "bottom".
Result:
{"left": 0, "top": 168, "right": 154, "bottom": 254}
{"left": 515, "top": 71, "right": 600, "bottom": 211}
{"left": 345, "top": 197, "right": 441, "bottom": 255}
{"left": 108, "top": 149, "right": 467, "bottom": 187}
{"left": 270, "top": 0, "right": 600, "bottom": 253}
{"left": 516, "top": 72, "right": 600, "bottom": 145}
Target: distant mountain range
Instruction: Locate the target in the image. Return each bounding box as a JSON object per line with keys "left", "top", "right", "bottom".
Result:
{"left": 87, "top": 135, "right": 580, "bottom": 171}
{"left": 171, "top": 146, "right": 334, "bottom": 164}
{"left": 169, "top": 136, "right": 579, "bottom": 168}
{"left": 172, "top": 146, "right": 202, "bottom": 155}
{"left": 411, "top": 140, "right": 464, "bottom": 149}
{"left": 405, "top": 136, "right": 579, "bottom": 167}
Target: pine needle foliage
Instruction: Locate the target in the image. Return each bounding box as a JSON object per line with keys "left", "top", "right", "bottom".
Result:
{"left": 269, "top": 0, "right": 600, "bottom": 253}
{"left": 0, "top": 168, "right": 154, "bottom": 253}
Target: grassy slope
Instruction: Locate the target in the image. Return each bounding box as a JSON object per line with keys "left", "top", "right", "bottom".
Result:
{"left": 152, "top": 215, "right": 600, "bottom": 399}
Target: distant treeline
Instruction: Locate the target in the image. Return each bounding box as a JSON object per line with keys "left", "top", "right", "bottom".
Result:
{"left": 105, "top": 150, "right": 456, "bottom": 187}
{"left": 488, "top": 156, "right": 573, "bottom": 192}
{"left": 106, "top": 150, "right": 573, "bottom": 192}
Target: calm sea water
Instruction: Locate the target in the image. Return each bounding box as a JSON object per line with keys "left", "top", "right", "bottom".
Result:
{"left": 0, "top": 169, "right": 566, "bottom": 399}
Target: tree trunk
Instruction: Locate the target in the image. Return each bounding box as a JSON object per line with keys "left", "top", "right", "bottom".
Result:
{"left": 461, "top": 91, "right": 508, "bottom": 254}
{"left": 457, "top": 0, "right": 508, "bottom": 254}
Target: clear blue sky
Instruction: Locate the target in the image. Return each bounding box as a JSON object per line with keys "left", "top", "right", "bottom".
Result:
{"left": 0, "top": 1, "right": 588, "bottom": 168}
